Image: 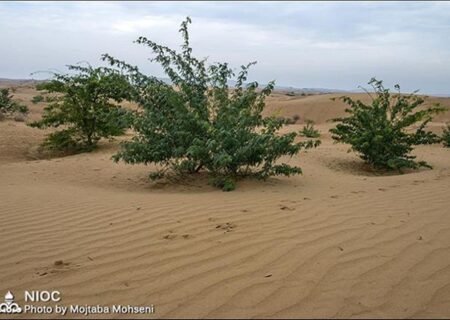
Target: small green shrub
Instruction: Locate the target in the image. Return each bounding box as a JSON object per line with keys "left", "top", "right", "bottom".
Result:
{"left": 103, "top": 17, "right": 320, "bottom": 190}
{"left": 300, "top": 120, "right": 320, "bottom": 138}
{"left": 31, "top": 95, "right": 44, "bottom": 104}
{"left": 330, "top": 78, "right": 445, "bottom": 171}
{"left": 443, "top": 124, "right": 450, "bottom": 148}
{"left": 0, "top": 88, "right": 29, "bottom": 119}
{"left": 211, "top": 176, "right": 236, "bottom": 192}
{"left": 29, "top": 64, "right": 133, "bottom": 152}
{"left": 42, "top": 129, "right": 80, "bottom": 151}
{"left": 1, "top": 88, "right": 15, "bottom": 110}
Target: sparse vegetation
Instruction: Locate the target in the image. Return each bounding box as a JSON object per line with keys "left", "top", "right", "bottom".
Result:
{"left": 277, "top": 116, "right": 297, "bottom": 125}
{"left": 103, "top": 17, "right": 320, "bottom": 191}
{"left": 0, "top": 88, "right": 28, "bottom": 120}
{"left": 31, "top": 94, "right": 44, "bottom": 104}
{"left": 300, "top": 120, "right": 320, "bottom": 138}
{"left": 330, "top": 78, "right": 445, "bottom": 171}
{"left": 443, "top": 124, "right": 450, "bottom": 147}
{"left": 29, "top": 64, "right": 133, "bottom": 152}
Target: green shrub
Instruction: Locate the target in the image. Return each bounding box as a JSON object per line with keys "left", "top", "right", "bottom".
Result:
{"left": 42, "top": 129, "right": 80, "bottom": 151}
{"left": 1, "top": 88, "right": 14, "bottom": 112}
{"left": 31, "top": 95, "right": 44, "bottom": 104}
{"left": 210, "top": 176, "right": 236, "bottom": 192}
{"left": 300, "top": 120, "right": 320, "bottom": 138}
{"left": 443, "top": 124, "right": 450, "bottom": 148}
{"left": 103, "top": 17, "right": 320, "bottom": 190}
{"left": 0, "top": 88, "right": 29, "bottom": 119}
{"left": 29, "top": 64, "right": 133, "bottom": 152}
{"left": 330, "top": 78, "right": 445, "bottom": 171}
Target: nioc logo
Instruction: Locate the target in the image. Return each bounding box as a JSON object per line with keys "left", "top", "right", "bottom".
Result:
{"left": 0, "top": 291, "right": 23, "bottom": 314}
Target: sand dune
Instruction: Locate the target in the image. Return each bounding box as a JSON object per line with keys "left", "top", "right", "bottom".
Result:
{"left": 265, "top": 92, "right": 450, "bottom": 124}
{"left": 1, "top": 85, "right": 450, "bottom": 319}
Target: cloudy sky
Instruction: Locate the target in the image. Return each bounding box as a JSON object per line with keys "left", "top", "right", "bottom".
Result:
{"left": 1, "top": 1, "right": 449, "bottom": 94}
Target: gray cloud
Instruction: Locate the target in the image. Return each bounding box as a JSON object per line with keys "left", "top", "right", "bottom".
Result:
{"left": 0, "top": 1, "right": 449, "bottom": 94}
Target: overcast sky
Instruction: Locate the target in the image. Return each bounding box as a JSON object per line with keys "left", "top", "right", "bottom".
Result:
{"left": 1, "top": 1, "right": 449, "bottom": 94}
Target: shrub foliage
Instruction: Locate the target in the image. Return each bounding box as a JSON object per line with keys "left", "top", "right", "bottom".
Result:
{"left": 300, "top": 120, "right": 320, "bottom": 138}
{"left": 443, "top": 124, "right": 450, "bottom": 148}
{"left": 103, "top": 17, "right": 319, "bottom": 190}
{"left": 29, "top": 64, "right": 133, "bottom": 151}
{"left": 0, "top": 88, "right": 28, "bottom": 119}
{"left": 31, "top": 95, "right": 44, "bottom": 104}
{"left": 330, "top": 78, "right": 445, "bottom": 171}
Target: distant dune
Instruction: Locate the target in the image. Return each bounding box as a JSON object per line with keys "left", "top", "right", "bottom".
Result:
{"left": 1, "top": 83, "right": 450, "bottom": 319}
{"left": 265, "top": 91, "right": 450, "bottom": 125}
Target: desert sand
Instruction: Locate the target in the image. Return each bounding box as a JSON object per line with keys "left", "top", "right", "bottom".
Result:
{"left": 1, "top": 84, "right": 450, "bottom": 319}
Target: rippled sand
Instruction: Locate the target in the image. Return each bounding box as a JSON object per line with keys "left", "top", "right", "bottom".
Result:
{"left": 1, "top": 84, "right": 450, "bottom": 319}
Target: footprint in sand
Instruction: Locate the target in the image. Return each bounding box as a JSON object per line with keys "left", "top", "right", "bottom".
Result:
{"left": 216, "top": 222, "right": 237, "bottom": 232}
{"left": 36, "top": 260, "right": 78, "bottom": 277}
{"left": 163, "top": 230, "right": 177, "bottom": 240}
{"left": 279, "top": 205, "right": 295, "bottom": 211}
{"left": 163, "top": 230, "right": 192, "bottom": 240}
{"left": 54, "top": 260, "right": 68, "bottom": 266}
{"left": 282, "top": 199, "right": 297, "bottom": 204}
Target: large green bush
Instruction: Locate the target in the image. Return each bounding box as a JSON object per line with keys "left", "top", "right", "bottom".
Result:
{"left": 29, "top": 64, "right": 133, "bottom": 152}
{"left": 103, "top": 17, "right": 319, "bottom": 190}
{"left": 330, "top": 78, "right": 445, "bottom": 171}
{"left": 0, "top": 88, "right": 28, "bottom": 119}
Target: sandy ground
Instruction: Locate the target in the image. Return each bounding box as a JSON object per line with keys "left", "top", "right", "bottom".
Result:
{"left": 1, "top": 85, "right": 450, "bottom": 319}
